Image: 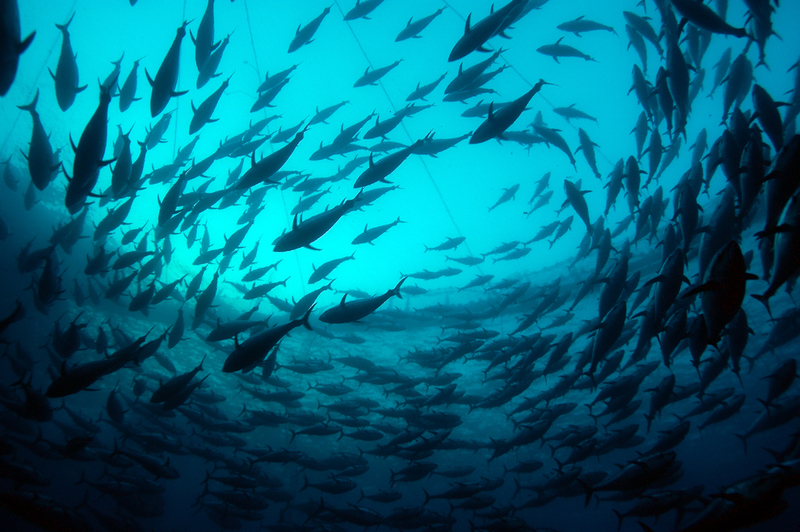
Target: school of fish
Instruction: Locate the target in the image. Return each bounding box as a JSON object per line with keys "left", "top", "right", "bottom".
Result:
{"left": 1, "top": 0, "right": 800, "bottom": 530}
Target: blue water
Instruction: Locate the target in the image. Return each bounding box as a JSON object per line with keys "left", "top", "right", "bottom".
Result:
{"left": 1, "top": 0, "right": 800, "bottom": 530}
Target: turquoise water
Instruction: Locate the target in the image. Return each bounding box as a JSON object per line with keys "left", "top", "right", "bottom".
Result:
{"left": 1, "top": 0, "right": 800, "bottom": 530}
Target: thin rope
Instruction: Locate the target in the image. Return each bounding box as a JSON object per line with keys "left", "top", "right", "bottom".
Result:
{"left": 334, "top": 0, "right": 473, "bottom": 259}
{"left": 244, "top": 0, "right": 303, "bottom": 286}
{"left": 173, "top": 0, "right": 187, "bottom": 162}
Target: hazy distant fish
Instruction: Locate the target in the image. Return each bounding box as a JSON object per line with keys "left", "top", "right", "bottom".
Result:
{"left": 197, "top": 31, "right": 231, "bottom": 89}
{"left": 576, "top": 128, "right": 601, "bottom": 178}
{"left": 353, "top": 60, "right": 402, "bottom": 87}
{"left": 289, "top": 6, "right": 330, "bottom": 53}
{"left": 562, "top": 179, "right": 592, "bottom": 233}
{"left": 396, "top": 7, "right": 444, "bottom": 41}
{"left": 64, "top": 81, "right": 116, "bottom": 214}
{"left": 309, "top": 100, "right": 348, "bottom": 126}
{"left": 148, "top": 20, "right": 190, "bottom": 117}
{"left": 309, "top": 253, "right": 355, "bottom": 284}
{"left": 554, "top": 104, "right": 597, "bottom": 123}
{"left": 622, "top": 11, "right": 663, "bottom": 56}
{"left": 537, "top": 37, "right": 596, "bottom": 63}
{"left": 0, "top": 0, "right": 35, "bottom": 96}
{"left": 557, "top": 16, "right": 617, "bottom": 37}
{"left": 351, "top": 217, "right": 404, "bottom": 245}
{"left": 488, "top": 184, "right": 519, "bottom": 212}
{"left": 448, "top": 50, "right": 504, "bottom": 95}
{"left": 533, "top": 124, "right": 577, "bottom": 168}
{"left": 50, "top": 14, "right": 86, "bottom": 111}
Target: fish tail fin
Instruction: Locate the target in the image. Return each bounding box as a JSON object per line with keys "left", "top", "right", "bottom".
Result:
{"left": 17, "top": 89, "right": 39, "bottom": 112}
{"left": 733, "top": 433, "right": 748, "bottom": 454}
{"left": 577, "top": 478, "right": 593, "bottom": 508}
{"left": 750, "top": 293, "right": 773, "bottom": 320}
{"left": 613, "top": 509, "right": 624, "bottom": 531}
{"left": 300, "top": 305, "right": 314, "bottom": 331}
{"left": 392, "top": 277, "right": 407, "bottom": 299}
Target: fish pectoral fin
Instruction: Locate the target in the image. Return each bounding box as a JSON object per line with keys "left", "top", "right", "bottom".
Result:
{"left": 18, "top": 32, "right": 35, "bottom": 53}
{"left": 172, "top": 89, "right": 190, "bottom": 97}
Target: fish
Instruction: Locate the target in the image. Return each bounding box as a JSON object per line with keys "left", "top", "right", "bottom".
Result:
{"left": 0, "top": 0, "right": 35, "bottom": 96}
{"left": 147, "top": 20, "right": 190, "bottom": 117}
{"left": 395, "top": 7, "right": 445, "bottom": 42}
{"left": 63, "top": 80, "right": 116, "bottom": 214}
{"left": 319, "top": 278, "right": 406, "bottom": 324}
{"left": 448, "top": 0, "right": 527, "bottom": 62}
{"left": 353, "top": 60, "right": 402, "bottom": 87}
{"left": 557, "top": 16, "right": 617, "bottom": 37}
{"left": 537, "top": 37, "right": 596, "bottom": 63}
{"left": 222, "top": 308, "right": 312, "bottom": 373}
{"left": 343, "top": 0, "right": 385, "bottom": 21}
{"left": 470, "top": 80, "right": 549, "bottom": 143}
{"left": 288, "top": 6, "right": 330, "bottom": 53}
{"left": 274, "top": 192, "right": 361, "bottom": 252}
{"left": 17, "top": 90, "right": 58, "bottom": 191}
{"left": 50, "top": 14, "right": 86, "bottom": 111}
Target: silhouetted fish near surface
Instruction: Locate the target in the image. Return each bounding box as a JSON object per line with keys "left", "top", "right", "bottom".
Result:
{"left": 63, "top": 80, "right": 116, "bottom": 214}
{"left": 448, "top": 0, "right": 527, "bottom": 62}
{"left": 0, "top": 0, "right": 34, "bottom": 96}
{"left": 17, "top": 90, "right": 58, "bottom": 191}
{"left": 50, "top": 14, "right": 86, "bottom": 111}
{"left": 470, "top": 80, "right": 549, "bottom": 144}
{"left": 148, "top": 20, "right": 190, "bottom": 117}
{"left": 319, "top": 278, "right": 406, "bottom": 324}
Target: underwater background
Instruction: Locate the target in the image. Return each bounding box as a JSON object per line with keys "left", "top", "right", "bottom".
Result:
{"left": 2, "top": 0, "right": 800, "bottom": 530}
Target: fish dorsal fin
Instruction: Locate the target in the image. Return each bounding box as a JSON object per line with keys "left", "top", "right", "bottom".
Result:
{"left": 488, "top": 102, "right": 494, "bottom": 120}
{"left": 556, "top": 37, "right": 564, "bottom": 45}
{"left": 340, "top": 294, "right": 348, "bottom": 306}
{"left": 464, "top": 14, "right": 471, "bottom": 34}
{"left": 292, "top": 213, "right": 299, "bottom": 229}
